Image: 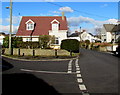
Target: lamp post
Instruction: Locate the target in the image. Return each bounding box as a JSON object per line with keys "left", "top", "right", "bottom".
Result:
{"left": 6, "top": 0, "right": 12, "bottom": 55}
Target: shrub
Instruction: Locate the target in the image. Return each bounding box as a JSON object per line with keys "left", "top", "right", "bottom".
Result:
{"left": 3, "top": 36, "right": 22, "bottom": 48}
{"left": 61, "top": 39, "right": 79, "bottom": 56}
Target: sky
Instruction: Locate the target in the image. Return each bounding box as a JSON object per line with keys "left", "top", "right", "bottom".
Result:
{"left": 0, "top": 1, "right": 119, "bottom": 35}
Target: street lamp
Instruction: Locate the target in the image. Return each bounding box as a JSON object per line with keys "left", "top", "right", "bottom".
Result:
{"left": 6, "top": 0, "right": 12, "bottom": 55}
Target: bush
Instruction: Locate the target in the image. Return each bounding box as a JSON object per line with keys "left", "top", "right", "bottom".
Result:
{"left": 61, "top": 39, "right": 79, "bottom": 56}
{"left": 18, "top": 42, "right": 40, "bottom": 49}
{"left": 3, "top": 36, "right": 22, "bottom": 48}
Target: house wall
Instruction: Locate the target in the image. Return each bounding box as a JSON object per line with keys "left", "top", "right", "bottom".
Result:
{"left": 67, "top": 37, "right": 80, "bottom": 41}
{"left": 23, "top": 37, "right": 39, "bottom": 42}
{"left": 0, "top": 35, "right": 5, "bottom": 45}
{"left": 49, "top": 30, "right": 67, "bottom": 45}
{"left": 106, "top": 32, "right": 112, "bottom": 43}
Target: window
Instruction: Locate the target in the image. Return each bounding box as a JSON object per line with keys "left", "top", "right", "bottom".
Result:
{"left": 27, "top": 23, "right": 34, "bottom": 30}
{"left": 52, "top": 24, "right": 59, "bottom": 30}
{"left": 26, "top": 19, "right": 35, "bottom": 30}
{"left": 51, "top": 19, "right": 59, "bottom": 31}
{"left": 26, "top": 38, "right": 31, "bottom": 42}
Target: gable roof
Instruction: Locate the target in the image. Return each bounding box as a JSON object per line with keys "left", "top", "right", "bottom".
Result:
{"left": 103, "top": 24, "right": 115, "bottom": 32}
{"left": 111, "top": 24, "right": 120, "bottom": 32}
{"left": 16, "top": 16, "right": 68, "bottom": 36}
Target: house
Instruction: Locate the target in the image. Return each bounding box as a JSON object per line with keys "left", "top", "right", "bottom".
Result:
{"left": 68, "top": 30, "right": 101, "bottom": 42}
{"left": 0, "top": 32, "right": 6, "bottom": 45}
{"left": 16, "top": 16, "right": 68, "bottom": 46}
{"left": 101, "top": 24, "right": 120, "bottom": 43}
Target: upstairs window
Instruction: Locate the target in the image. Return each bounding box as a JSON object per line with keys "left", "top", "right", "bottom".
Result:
{"left": 27, "top": 23, "right": 34, "bottom": 30}
{"left": 52, "top": 24, "right": 59, "bottom": 31}
{"left": 51, "top": 19, "right": 59, "bottom": 31}
{"left": 25, "top": 19, "right": 35, "bottom": 30}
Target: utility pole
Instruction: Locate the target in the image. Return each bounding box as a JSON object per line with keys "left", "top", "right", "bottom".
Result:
{"left": 9, "top": 0, "right": 12, "bottom": 55}
{"left": 79, "top": 27, "right": 81, "bottom": 54}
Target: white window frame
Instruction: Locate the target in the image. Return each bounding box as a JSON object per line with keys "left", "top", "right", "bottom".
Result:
{"left": 25, "top": 19, "right": 35, "bottom": 30}
{"left": 52, "top": 24, "right": 59, "bottom": 31}
{"left": 51, "top": 19, "right": 59, "bottom": 31}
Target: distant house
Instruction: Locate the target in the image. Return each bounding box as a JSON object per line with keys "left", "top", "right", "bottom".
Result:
{"left": 101, "top": 24, "right": 120, "bottom": 43}
{"left": 0, "top": 32, "right": 6, "bottom": 45}
{"left": 16, "top": 16, "right": 68, "bottom": 46}
{"left": 68, "top": 30, "right": 101, "bottom": 42}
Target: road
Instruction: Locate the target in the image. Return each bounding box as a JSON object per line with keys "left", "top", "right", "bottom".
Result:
{"left": 2, "top": 49, "right": 119, "bottom": 95}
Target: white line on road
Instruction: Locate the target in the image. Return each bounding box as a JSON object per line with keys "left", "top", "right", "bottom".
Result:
{"left": 77, "top": 78, "right": 83, "bottom": 83}
{"left": 21, "top": 69, "right": 76, "bottom": 74}
{"left": 67, "top": 60, "right": 73, "bottom": 73}
{"left": 77, "top": 74, "right": 82, "bottom": 77}
{"left": 76, "top": 67, "right": 80, "bottom": 71}
{"left": 76, "top": 71, "right": 80, "bottom": 73}
{"left": 79, "top": 84, "right": 87, "bottom": 91}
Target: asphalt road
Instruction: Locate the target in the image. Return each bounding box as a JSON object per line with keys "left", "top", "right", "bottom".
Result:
{"left": 2, "top": 49, "right": 119, "bottom": 95}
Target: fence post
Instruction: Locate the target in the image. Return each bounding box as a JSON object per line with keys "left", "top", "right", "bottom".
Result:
{"left": 33, "top": 49, "right": 35, "bottom": 57}
{"left": 18, "top": 48, "right": 20, "bottom": 56}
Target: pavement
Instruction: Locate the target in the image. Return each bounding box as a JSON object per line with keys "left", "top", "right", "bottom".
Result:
{"left": 1, "top": 48, "right": 120, "bottom": 95}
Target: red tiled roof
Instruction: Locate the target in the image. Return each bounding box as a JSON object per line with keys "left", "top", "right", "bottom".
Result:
{"left": 16, "top": 16, "right": 68, "bottom": 36}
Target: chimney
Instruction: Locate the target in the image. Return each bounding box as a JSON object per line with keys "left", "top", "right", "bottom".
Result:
{"left": 62, "top": 12, "right": 65, "bottom": 21}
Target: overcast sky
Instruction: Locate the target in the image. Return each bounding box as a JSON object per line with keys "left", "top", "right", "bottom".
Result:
{"left": 0, "top": 1, "right": 119, "bottom": 34}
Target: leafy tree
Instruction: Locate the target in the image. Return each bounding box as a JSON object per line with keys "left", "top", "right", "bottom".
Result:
{"left": 3, "top": 36, "right": 9, "bottom": 48}
{"left": 85, "top": 40, "right": 90, "bottom": 49}
{"left": 3, "top": 36, "right": 22, "bottom": 48}
{"left": 39, "top": 35, "right": 55, "bottom": 49}
{"left": 61, "top": 39, "right": 79, "bottom": 56}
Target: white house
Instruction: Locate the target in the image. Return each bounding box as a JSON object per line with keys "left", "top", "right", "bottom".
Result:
{"left": 0, "top": 32, "right": 6, "bottom": 45}
{"left": 16, "top": 16, "right": 68, "bottom": 46}
{"left": 101, "top": 24, "right": 120, "bottom": 43}
{"left": 68, "top": 30, "right": 101, "bottom": 42}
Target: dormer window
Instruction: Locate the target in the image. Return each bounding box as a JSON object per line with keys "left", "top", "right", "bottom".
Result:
{"left": 25, "top": 19, "right": 35, "bottom": 30}
{"left": 51, "top": 19, "right": 59, "bottom": 31}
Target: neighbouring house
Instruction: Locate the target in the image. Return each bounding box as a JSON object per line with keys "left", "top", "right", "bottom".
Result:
{"left": 68, "top": 30, "right": 101, "bottom": 42}
{"left": 0, "top": 32, "right": 7, "bottom": 45}
{"left": 16, "top": 16, "right": 68, "bottom": 47}
{"left": 101, "top": 24, "right": 120, "bottom": 43}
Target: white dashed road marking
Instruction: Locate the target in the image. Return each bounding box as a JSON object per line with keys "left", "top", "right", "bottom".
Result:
{"left": 76, "top": 71, "right": 80, "bottom": 73}
{"left": 77, "top": 74, "right": 82, "bottom": 77}
{"left": 77, "top": 78, "right": 83, "bottom": 83}
{"left": 67, "top": 60, "right": 73, "bottom": 73}
{"left": 75, "top": 59, "right": 90, "bottom": 95}
{"left": 79, "top": 84, "right": 87, "bottom": 91}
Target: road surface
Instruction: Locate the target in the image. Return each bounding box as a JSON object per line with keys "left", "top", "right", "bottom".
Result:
{"left": 2, "top": 49, "right": 119, "bottom": 95}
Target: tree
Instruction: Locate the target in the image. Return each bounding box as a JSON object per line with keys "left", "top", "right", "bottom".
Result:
{"left": 61, "top": 39, "right": 79, "bottom": 56}
{"left": 3, "top": 36, "right": 22, "bottom": 48}
{"left": 85, "top": 40, "right": 90, "bottom": 49}
{"left": 39, "top": 35, "right": 55, "bottom": 49}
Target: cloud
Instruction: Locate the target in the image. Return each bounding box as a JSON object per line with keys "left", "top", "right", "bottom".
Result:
{"left": 59, "top": 7, "right": 74, "bottom": 13}
{"left": 67, "top": 16, "right": 117, "bottom": 27}
{"left": 67, "top": 16, "right": 118, "bottom": 34}
{"left": 0, "top": 25, "right": 18, "bottom": 33}
{"left": 5, "top": 16, "right": 22, "bottom": 24}
{"left": 52, "top": 11, "right": 61, "bottom": 14}
{"left": 0, "top": 18, "right": 2, "bottom": 23}
{"left": 101, "top": 4, "right": 108, "bottom": 7}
